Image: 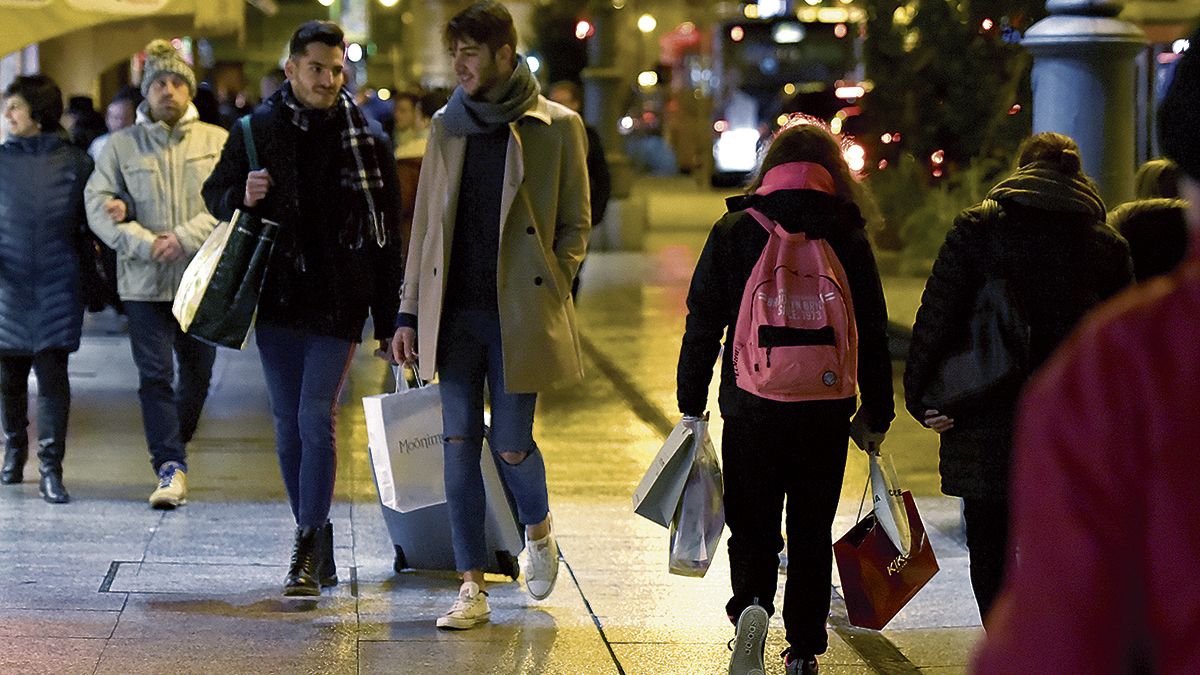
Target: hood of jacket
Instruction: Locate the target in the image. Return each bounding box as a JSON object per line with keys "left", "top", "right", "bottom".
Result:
{"left": 135, "top": 100, "right": 199, "bottom": 131}
{"left": 725, "top": 188, "right": 864, "bottom": 239}
{"left": 987, "top": 160, "right": 1106, "bottom": 221}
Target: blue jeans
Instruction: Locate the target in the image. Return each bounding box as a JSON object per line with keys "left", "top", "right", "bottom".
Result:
{"left": 438, "top": 308, "right": 548, "bottom": 572}
{"left": 256, "top": 323, "right": 355, "bottom": 529}
{"left": 124, "top": 301, "right": 216, "bottom": 473}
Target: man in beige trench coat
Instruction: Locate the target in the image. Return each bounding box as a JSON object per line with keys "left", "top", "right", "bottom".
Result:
{"left": 390, "top": 0, "right": 590, "bottom": 630}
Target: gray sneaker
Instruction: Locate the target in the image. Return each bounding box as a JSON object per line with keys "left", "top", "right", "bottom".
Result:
{"left": 728, "top": 604, "right": 769, "bottom": 675}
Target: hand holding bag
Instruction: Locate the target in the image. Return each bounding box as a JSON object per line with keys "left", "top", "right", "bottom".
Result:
{"left": 632, "top": 417, "right": 700, "bottom": 528}
{"left": 834, "top": 455, "right": 939, "bottom": 629}
{"left": 362, "top": 365, "right": 447, "bottom": 513}
{"left": 173, "top": 115, "right": 279, "bottom": 349}
{"left": 668, "top": 418, "right": 725, "bottom": 577}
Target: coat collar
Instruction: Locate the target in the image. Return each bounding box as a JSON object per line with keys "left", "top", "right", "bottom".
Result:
{"left": 135, "top": 101, "right": 199, "bottom": 136}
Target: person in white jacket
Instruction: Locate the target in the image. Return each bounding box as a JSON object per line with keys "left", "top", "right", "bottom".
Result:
{"left": 85, "top": 39, "right": 228, "bottom": 510}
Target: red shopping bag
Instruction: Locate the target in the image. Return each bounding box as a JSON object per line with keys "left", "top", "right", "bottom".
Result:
{"left": 833, "top": 491, "right": 939, "bottom": 630}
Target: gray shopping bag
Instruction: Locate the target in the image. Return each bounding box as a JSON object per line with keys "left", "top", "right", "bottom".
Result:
{"left": 632, "top": 418, "right": 700, "bottom": 528}
{"left": 669, "top": 426, "right": 724, "bottom": 577}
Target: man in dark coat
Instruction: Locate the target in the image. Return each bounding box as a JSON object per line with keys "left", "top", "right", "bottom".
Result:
{"left": 202, "top": 20, "right": 404, "bottom": 597}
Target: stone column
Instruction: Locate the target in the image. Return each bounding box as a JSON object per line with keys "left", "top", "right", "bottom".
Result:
{"left": 1023, "top": 0, "right": 1147, "bottom": 206}
{"left": 415, "top": 0, "right": 455, "bottom": 89}
{"left": 584, "top": 0, "right": 633, "bottom": 200}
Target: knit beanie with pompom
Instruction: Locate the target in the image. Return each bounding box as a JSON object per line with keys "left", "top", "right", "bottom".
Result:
{"left": 140, "top": 39, "right": 196, "bottom": 98}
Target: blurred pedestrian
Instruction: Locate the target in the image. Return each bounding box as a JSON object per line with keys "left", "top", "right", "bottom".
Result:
{"left": 391, "top": 90, "right": 422, "bottom": 158}
{"left": 85, "top": 39, "right": 228, "bottom": 510}
{"left": 903, "top": 132, "right": 1133, "bottom": 627}
{"left": 203, "top": 20, "right": 403, "bottom": 597}
{"left": 1108, "top": 158, "right": 1189, "bottom": 281}
{"left": 548, "top": 80, "right": 611, "bottom": 297}
{"left": 675, "top": 118, "right": 893, "bottom": 675}
{"left": 87, "top": 87, "right": 139, "bottom": 160}
{"left": 391, "top": 0, "right": 590, "bottom": 630}
{"left": 64, "top": 96, "right": 105, "bottom": 152}
{"left": 0, "top": 75, "right": 93, "bottom": 503}
{"left": 974, "top": 30, "right": 1200, "bottom": 673}
{"left": 260, "top": 68, "right": 285, "bottom": 104}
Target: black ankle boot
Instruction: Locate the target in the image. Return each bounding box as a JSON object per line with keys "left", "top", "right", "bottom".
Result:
{"left": 319, "top": 521, "right": 337, "bottom": 587}
{"left": 39, "top": 469, "right": 69, "bottom": 504}
{"left": 284, "top": 526, "right": 320, "bottom": 596}
{"left": 1, "top": 444, "right": 26, "bottom": 484}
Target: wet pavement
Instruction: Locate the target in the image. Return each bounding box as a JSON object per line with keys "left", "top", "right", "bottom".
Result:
{"left": 0, "top": 177, "right": 982, "bottom": 674}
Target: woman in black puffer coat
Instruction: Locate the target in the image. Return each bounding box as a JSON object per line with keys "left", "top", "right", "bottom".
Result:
{"left": 903, "top": 132, "right": 1134, "bottom": 625}
{"left": 0, "top": 75, "right": 93, "bottom": 503}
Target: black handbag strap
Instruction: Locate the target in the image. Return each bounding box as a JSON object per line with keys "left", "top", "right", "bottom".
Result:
{"left": 239, "top": 115, "right": 260, "bottom": 171}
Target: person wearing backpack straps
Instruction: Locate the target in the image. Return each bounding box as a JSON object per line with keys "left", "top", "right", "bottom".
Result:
{"left": 903, "top": 132, "right": 1133, "bottom": 628}
{"left": 676, "top": 119, "right": 894, "bottom": 675}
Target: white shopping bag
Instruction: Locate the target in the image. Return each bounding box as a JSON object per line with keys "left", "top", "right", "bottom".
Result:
{"left": 869, "top": 451, "right": 912, "bottom": 557}
{"left": 632, "top": 418, "right": 700, "bottom": 528}
{"left": 172, "top": 219, "right": 233, "bottom": 331}
{"left": 363, "top": 367, "right": 446, "bottom": 513}
{"left": 668, "top": 422, "right": 724, "bottom": 578}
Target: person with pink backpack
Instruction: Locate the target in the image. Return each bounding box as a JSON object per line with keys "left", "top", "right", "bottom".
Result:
{"left": 676, "top": 119, "right": 894, "bottom": 675}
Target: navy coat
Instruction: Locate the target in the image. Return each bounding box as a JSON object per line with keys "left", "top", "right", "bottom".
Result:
{"left": 0, "top": 133, "right": 93, "bottom": 355}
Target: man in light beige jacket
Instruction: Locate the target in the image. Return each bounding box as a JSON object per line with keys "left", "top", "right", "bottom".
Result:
{"left": 85, "top": 39, "right": 227, "bottom": 510}
{"left": 391, "top": 0, "right": 589, "bottom": 631}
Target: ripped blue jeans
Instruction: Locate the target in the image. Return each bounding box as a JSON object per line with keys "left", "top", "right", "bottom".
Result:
{"left": 438, "top": 308, "right": 548, "bottom": 572}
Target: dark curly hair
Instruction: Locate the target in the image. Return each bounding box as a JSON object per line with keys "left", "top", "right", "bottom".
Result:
{"left": 4, "top": 74, "right": 63, "bottom": 133}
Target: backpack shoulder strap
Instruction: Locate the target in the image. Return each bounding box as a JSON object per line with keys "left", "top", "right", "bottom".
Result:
{"left": 744, "top": 207, "right": 777, "bottom": 235}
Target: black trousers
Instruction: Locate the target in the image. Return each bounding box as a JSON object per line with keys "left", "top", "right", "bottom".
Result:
{"left": 722, "top": 409, "right": 850, "bottom": 657}
{"left": 0, "top": 350, "right": 71, "bottom": 467}
{"left": 961, "top": 496, "right": 1010, "bottom": 627}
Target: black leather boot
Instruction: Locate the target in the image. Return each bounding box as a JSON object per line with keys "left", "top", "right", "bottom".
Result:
{"left": 36, "top": 391, "right": 69, "bottom": 504}
{"left": 0, "top": 389, "right": 28, "bottom": 485}
{"left": 283, "top": 526, "right": 321, "bottom": 596}
{"left": 1, "top": 442, "right": 26, "bottom": 485}
{"left": 319, "top": 521, "right": 338, "bottom": 587}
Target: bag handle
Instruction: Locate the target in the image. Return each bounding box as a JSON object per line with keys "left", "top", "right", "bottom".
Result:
{"left": 392, "top": 363, "right": 427, "bottom": 393}
{"left": 239, "top": 115, "right": 260, "bottom": 172}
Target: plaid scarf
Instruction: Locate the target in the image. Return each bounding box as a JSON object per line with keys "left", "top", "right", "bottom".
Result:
{"left": 276, "top": 82, "right": 388, "bottom": 248}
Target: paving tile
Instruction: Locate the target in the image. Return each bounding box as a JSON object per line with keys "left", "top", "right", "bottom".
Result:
{"left": 95, "top": 637, "right": 358, "bottom": 675}
{"left": 0, "top": 637, "right": 105, "bottom": 675}
{"left": 0, "top": 609, "right": 118, "bottom": 638}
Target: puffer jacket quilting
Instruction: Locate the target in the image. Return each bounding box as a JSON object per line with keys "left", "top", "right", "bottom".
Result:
{"left": 0, "top": 133, "right": 93, "bottom": 354}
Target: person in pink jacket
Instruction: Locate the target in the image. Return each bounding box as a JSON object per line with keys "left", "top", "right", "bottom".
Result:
{"left": 973, "top": 31, "right": 1200, "bottom": 674}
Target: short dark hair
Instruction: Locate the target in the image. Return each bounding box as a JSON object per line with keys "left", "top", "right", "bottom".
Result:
{"left": 289, "top": 20, "right": 345, "bottom": 58}
{"left": 394, "top": 91, "right": 420, "bottom": 107}
{"left": 4, "top": 75, "right": 63, "bottom": 133}
{"left": 444, "top": 1, "right": 518, "bottom": 55}
{"left": 418, "top": 90, "right": 449, "bottom": 118}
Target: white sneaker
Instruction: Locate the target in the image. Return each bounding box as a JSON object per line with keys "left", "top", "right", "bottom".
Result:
{"left": 436, "top": 581, "right": 490, "bottom": 630}
{"left": 524, "top": 517, "right": 559, "bottom": 601}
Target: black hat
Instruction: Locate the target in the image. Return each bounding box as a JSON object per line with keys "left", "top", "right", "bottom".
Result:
{"left": 1159, "top": 30, "right": 1200, "bottom": 180}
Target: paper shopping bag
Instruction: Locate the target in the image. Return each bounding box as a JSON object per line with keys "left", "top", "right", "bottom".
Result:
{"left": 668, "top": 427, "right": 724, "bottom": 577}
{"left": 633, "top": 418, "right": 700, "bottom": 528}
{"left": 362, "top": 373, "right": 446, "bottom": 513}
{"left": 834, "top": 491, "right": 939, "bottom": 630}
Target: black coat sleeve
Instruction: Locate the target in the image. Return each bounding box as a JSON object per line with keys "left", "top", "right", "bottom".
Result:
{"left": 676, "top": 217, "right": 731, "bottom": 417}
{"left": 834, "top": 229, "right": 895, "bottom": 432}
{"left": 903, "top": 210, "right": 987, "bottom": 423}
{"left": 202, "top": 120, "right": 251, "bottom": 223}
{"left": 368, "top": 134, "right": 405, "bottom": 342}
{"left": 585, "top": 126, "right": 611, "bottom": 225}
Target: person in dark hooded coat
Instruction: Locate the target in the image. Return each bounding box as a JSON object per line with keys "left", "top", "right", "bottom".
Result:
{"left": 676, "top": 119, "right": 893, "bottom": 675}
{"left": 903, "top": 132, "right": 1133, "bottom": 626}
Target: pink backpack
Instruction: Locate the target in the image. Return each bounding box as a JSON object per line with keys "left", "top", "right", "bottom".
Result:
{"left": 731, "top": 162, "right": 858, "bottom": 402}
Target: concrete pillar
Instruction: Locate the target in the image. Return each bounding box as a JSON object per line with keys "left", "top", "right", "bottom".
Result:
{"left": 414, "top": 0, "right": 454, "bottom": 89}
{"left": 1024, "top": 0, "right": 1147, "bottom": 206}
{"left": 581, "top": 0, "right": 646, "bottom": 252}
